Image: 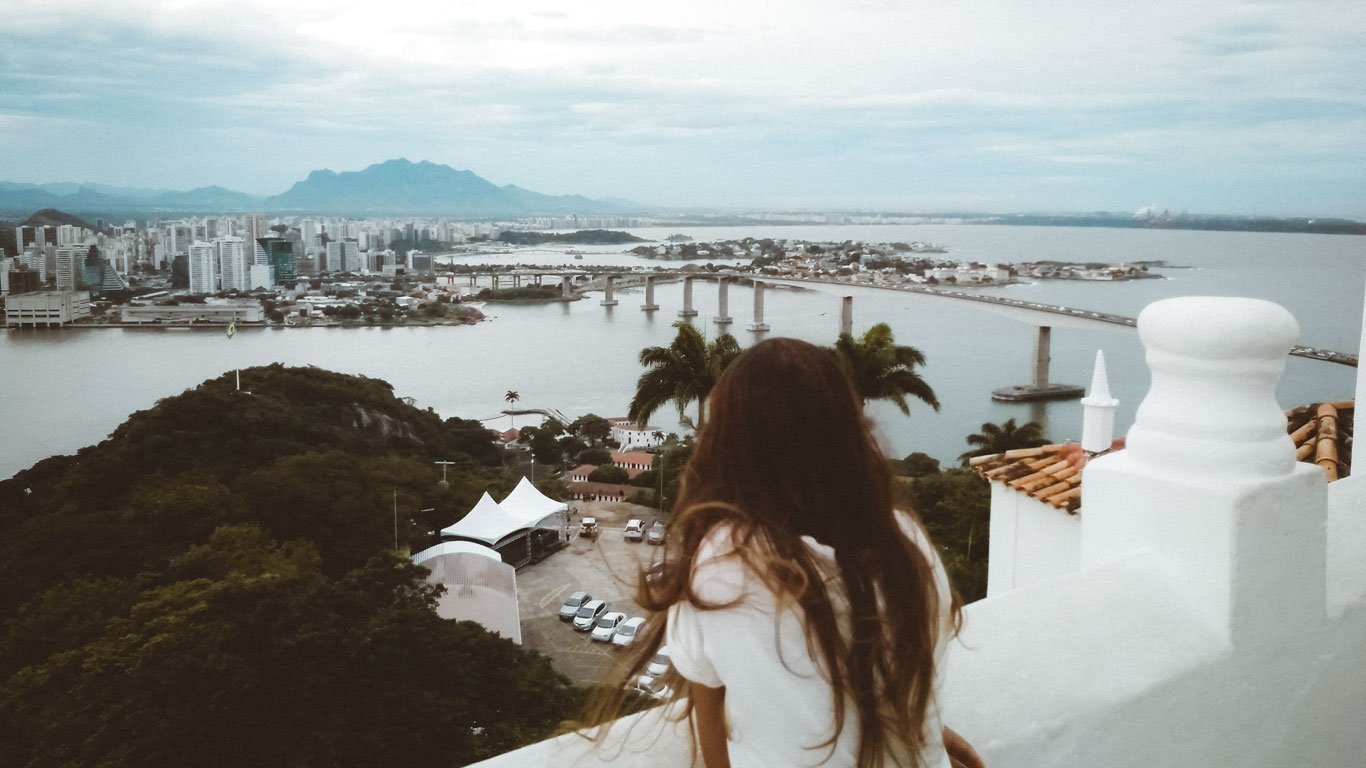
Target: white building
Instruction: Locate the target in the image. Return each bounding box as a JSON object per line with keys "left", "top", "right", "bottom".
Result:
{"left": 54, "top": 244, "right": 85, "bottom": 291}
{"left": 608, "top": 418, "right": 665, "bottom": 451}
{"left": 187, "top": 241, "right": 216, "bottom": 294}
{"left": 4, "top": 291, "right": 91, "bottom": 327}
{"left": 215, "top": 236, "right": 249, "bottom": 292}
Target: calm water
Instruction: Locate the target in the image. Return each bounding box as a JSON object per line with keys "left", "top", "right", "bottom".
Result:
{"left": 3, "top": 225, "right": 1362, "bottom": 480}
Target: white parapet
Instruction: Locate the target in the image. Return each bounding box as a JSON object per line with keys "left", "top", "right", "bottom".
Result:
{"left": 1082, "top": 297, "right": 1327, "bottom": 642}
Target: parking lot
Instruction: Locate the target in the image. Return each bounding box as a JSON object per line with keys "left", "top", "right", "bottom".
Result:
{"left": 516, "top": 499, "right": 665, "bottom": 686}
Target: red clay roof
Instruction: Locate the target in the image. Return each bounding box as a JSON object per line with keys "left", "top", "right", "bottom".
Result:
{"left": 969, "top": 400, "right": 1354, "bottom": 515}
{"left": 1288, "top": 400, "right": 1354, "bottom": 481}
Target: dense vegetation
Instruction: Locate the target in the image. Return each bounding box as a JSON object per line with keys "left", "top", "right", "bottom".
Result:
{"left": 0, "top": 365, "right": 582, "bottom": 767}
{"left": 476, "top": 285, "right": 563, "bottom": 301}
{"left": 496, "top": 229, "right": 646, "bottom": 245}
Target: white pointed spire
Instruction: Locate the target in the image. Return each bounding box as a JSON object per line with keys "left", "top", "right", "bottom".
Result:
{"left": 1081, "top": 350, "right": 1119, "bottom": 453}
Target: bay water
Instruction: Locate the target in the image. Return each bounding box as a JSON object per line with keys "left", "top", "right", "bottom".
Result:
{"left": 2, "top": 224, "right": 1361, "bottom": 481}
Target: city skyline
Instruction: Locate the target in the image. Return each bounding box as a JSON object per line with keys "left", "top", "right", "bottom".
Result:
{"left": 3, "top": 0, "right": 1365, "bottom": 218}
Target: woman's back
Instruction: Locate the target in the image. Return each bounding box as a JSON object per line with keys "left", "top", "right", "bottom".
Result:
{"left": 667, "top": 512, "right": 954, "bottom": 768}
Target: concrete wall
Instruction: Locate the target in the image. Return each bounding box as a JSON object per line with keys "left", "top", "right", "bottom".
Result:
{"left": 986, "top": 485, "right": 1081, "bottom": 597}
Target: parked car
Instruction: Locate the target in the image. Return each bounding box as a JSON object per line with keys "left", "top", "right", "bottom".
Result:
{"left": 633, "top": 673, "right": 672, "bottom": 700}
{"left": 623, "top": 519, "right": 644, "bottom": 542}
{"left": 613, "top": 616, "right": 647, "bottom": 647}
{"left": 558, "top": 590, "right": 591, "bottom": 622}
{"left": 647, "top": 520, "right": 666, "bottom": 545}
{"left": 572, "top": 599, "right": 608, "bottom": 631}
{"left": 646, "top": 646, "right": 672, "bottom": 677}
{"left": 590, "top": 611, "right": 628, "bottom": 642}
{"left": 579, "top": 517, "right": 599, "bottom": 538}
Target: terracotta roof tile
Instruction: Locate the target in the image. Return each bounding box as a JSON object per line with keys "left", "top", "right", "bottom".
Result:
{"left": 970, "top": 400, "right": 1354, "bottom": 515}
{"left": 969, "top": 442, "right": 1108, "bottom": 515}
{"left": 1286, "top": 401, "right": 1353, "bottom": 481}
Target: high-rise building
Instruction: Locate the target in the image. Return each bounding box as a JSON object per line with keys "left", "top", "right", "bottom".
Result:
{"left": 325, "top": 239, "right": 360, "bottom": 273}
{"left": 243, "top": 213, "right": 268, "bottom": 260}
{"left": 188, "top": 241, "right": 216, "bottom": 294}
{"left": 256, "top": 238, "right": 296, "bottom": 287}
{"left": 54, "top": 245, "right": 84, "bottom": 291}
{"left": 215, "top": 237, "right": 249, "bottom": 292}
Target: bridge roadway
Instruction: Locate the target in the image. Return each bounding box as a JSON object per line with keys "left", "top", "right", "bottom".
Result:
{"left": 450, "top": 268, "right": 1358, "bottom": 368}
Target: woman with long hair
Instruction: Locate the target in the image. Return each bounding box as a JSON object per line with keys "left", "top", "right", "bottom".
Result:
{"left": 590, "top": 338, "right": 981, "bottom": 768}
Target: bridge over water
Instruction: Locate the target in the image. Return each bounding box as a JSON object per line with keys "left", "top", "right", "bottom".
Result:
{"left": 446, "top": 268, "right": 1357, "bottom": 401}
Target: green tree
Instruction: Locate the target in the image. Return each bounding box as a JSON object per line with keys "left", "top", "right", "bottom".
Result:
{"left": 568, "top": 414, "right": 612, "bottom": 446}
{"left": 587, "top": 465, "right": 630, "bottom": 484}
{"left": 629, "top": 322, "right": 739, "bottom": 430}
{"left": 959, "top": 418, "right": 1049, "bottom": 464}
{"left": 505, "top": 390, "right": 520, "bottom": 428}
{"left": 833, "top": 323, "right": 939, "bottom": 415}
{"left": 896, "top": 468, "right": 992, "bottom": 601}
{"left": 0, "top": 526, "right": 582, "bottom": 767}
{"left": 577, "top": 447, "right": 612, "bottom": 466}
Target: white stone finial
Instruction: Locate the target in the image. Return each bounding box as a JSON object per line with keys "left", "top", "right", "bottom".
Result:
{"left": 1124, "top": 296, "right": 1299, "bottom": 478}
{"left": 1080, "top": 350, "right": 1119, "bottom": 453}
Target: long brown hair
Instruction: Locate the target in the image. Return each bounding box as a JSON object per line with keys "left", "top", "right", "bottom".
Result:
{"left": 586, "top": 338, "right": 958, "bottom": 767}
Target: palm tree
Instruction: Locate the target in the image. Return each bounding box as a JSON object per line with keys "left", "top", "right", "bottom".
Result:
{"left": 629, "top": 322, "right": 740, "bottom": 430}
{"left": 959, "top": 418, "right": 1049, "bottom": 464}
{"left": 504, "top": 390, "right": 520, "bottom": 428}
{"left": 833, "top": 323, "right": 940, "bottom": 415}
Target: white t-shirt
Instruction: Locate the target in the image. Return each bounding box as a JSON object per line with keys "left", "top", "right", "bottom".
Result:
{"left": 666, "top": 512, "right": 953, "bottom": 768}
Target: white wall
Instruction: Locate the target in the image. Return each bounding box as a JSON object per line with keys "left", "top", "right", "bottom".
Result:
{"left": 986, "top": 485, "right": 1081, "bottom": 597}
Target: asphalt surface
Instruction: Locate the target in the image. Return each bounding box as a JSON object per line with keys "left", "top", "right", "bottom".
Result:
{"left": 517, "top": 499, "right": 666, "bottom": 686}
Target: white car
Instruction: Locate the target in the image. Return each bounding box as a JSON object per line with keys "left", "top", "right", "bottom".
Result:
{"left": 572, "top": 599, "right": 608, "bottom": 631}
{"left": 623, "top": 519, "right": 644, "bottom": 542}
{"left": 646, "top": 646, "right": 672, "bottom": 678}
{"left": 612, "top": 616, "right": 647, "bottom": 647}
{"left": 590, "top": 611, "right": 628, "bottom": 642}
{"left": 633, "top": 674, "right": 672, "bottom": 700}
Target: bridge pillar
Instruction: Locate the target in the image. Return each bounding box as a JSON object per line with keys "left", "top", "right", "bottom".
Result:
{"left": 533, "top": 274, "right": 542, "bottom": 287}
{"left": 714, "top": 278, "right": 733, "bottom": 325}
{"left": 1034, "top": 326, "right": 1052, "bottom": 388}
{"left": 749, "top": 280, "right": 770, "bottom": 332}
{"left": 840, "top": 296, "right": 853, "bottom": 336}
{"left": 513, "top": 274, "right": 521, "bottom": 288}
{"left": 468, "top": 274, "right": 476, "bottom": 286}
{"left": 679, "top": 277, "right": 699, "bottom": 318}
{"left": 561, "top": 276, "right": 573, "bottom": 300}
{"left": 641, "top": 275, "right": 659, "bottom": 311}
{"left": 601, "top": 275, "right": 619, "bottom": 307}
{"left": 991, "top": 324, "right": 1085, "bottom": 401}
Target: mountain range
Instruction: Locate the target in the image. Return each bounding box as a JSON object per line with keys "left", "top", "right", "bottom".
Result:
{"left": 0, "top": 159, "right": 632, "bottom": 217}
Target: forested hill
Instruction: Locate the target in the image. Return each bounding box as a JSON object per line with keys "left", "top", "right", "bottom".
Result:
{"left": 0, "top": 365, "right": 583, "bottom": 766}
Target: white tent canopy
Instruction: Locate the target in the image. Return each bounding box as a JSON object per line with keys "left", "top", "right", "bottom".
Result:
{"left": 500, "top": 476, "right": 569, "bottom": 523}
{"left": 440, "top": 482, "right": 568, "bottom": 547}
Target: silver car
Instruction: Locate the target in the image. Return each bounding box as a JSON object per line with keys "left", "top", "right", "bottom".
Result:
{"left": 572, "top": 599, "right": 608, "bottom": 631}
{"left": 591, "top": 611, "right": 628, "bottom": 642}
{"left": 558, "top": 590, "right": 591, "bottom": 622}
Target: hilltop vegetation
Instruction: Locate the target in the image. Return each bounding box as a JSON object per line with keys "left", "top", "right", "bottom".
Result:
{"left": 496, "top": 228, "right": 646, "bottom": 245}
{"left": 0, "top": 365, "right": 582, "bottom": 767}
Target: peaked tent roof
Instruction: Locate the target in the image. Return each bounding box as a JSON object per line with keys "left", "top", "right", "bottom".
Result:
{"left": 440, "top": 492, "right": 527, "bottom": 545}
{"left": 500, "top": 476, "right": 568, "bottom": 524}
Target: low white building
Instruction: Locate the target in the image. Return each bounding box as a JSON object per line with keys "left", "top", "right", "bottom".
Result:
{"left": 4, "top": 290, "right": 91, "bottom": 327}
{"left": 608, "top": 418, "right": 664, "bottom": 450}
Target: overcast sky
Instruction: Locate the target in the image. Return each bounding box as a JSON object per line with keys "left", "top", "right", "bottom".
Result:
{"left": 2, "top": 0, "right": 1364, "bottom": 216}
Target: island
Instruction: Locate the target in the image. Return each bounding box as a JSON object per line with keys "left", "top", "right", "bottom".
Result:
{"left": 496, "top": 229, "right": 647, "bottom": 246}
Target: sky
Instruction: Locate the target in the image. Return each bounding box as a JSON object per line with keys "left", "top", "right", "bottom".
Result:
{"left": 1, "top": 0, "right": 1364, "bottom": 217}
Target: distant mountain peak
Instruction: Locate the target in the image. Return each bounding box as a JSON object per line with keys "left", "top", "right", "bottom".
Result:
{"left": 267, "top": 159, "right": 628, "bottom": 216}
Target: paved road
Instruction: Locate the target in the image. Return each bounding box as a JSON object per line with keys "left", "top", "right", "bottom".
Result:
{"left": 517, "top": 499, "right": 666, "bottom": 686}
